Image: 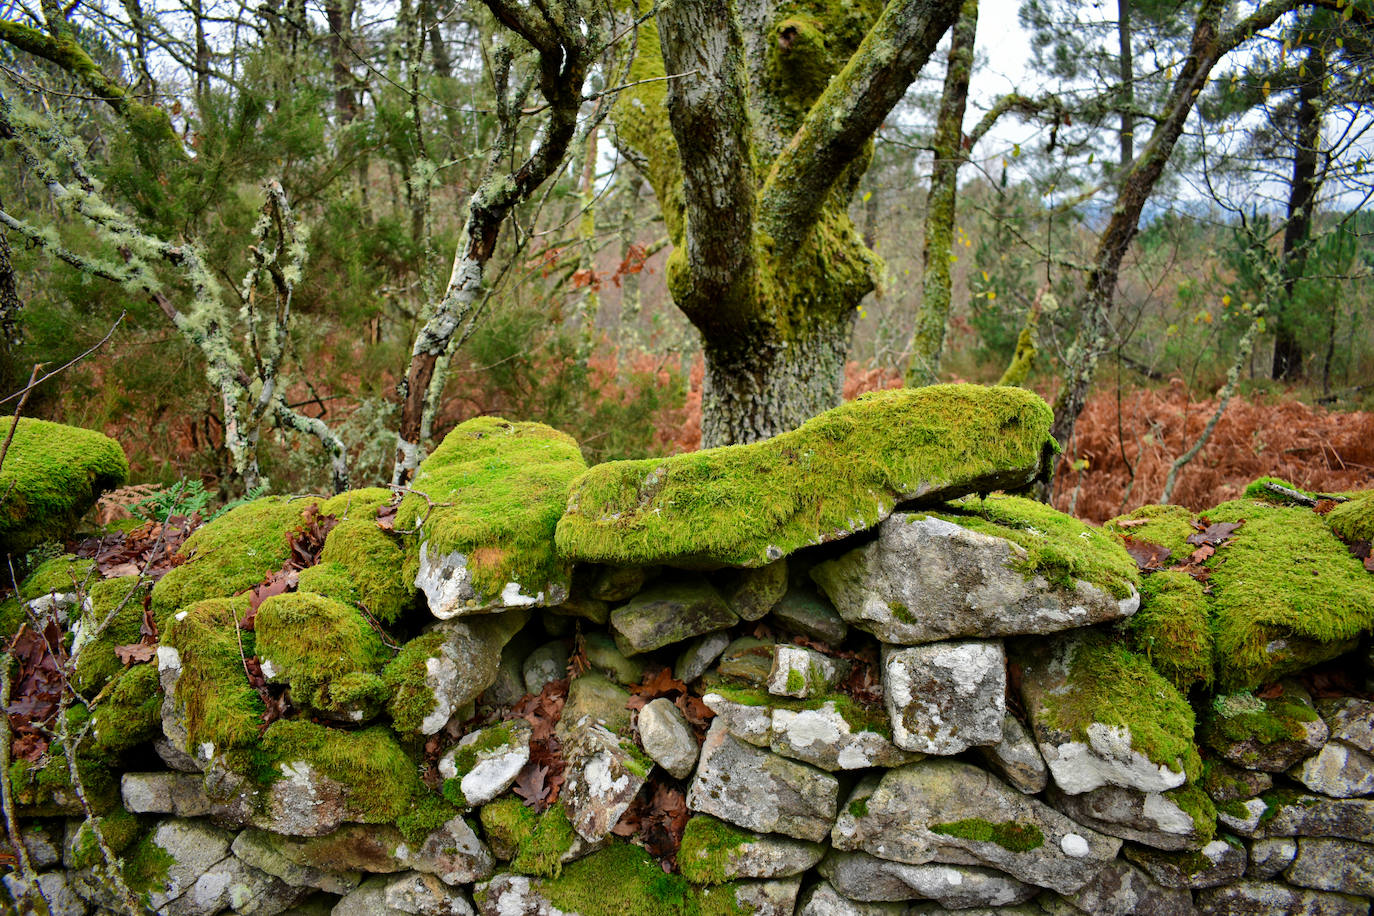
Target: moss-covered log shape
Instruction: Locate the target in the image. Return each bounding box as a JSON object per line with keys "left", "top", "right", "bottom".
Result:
{"left": 400, "top": 417, "right": 588, "bottom": 618}
{"left": 0, "top": 417, "right": 127, "bottom": 557}
{"left": 557, "top": 384, "right": 1054, "bottom": 568}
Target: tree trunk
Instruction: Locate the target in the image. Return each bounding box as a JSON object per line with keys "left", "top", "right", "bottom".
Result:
{"left": 907, "top": 0, "right": 977, "bottom": 386}
{"left": 325, "top": 1, "right": 357, "bottom": 123}
{"left": 701, "top": 318, "right": 854, "bottom": 447}
{"left": 1271, "top": 40, "right": 1323, "bottom": 381}
{"left": 1117, "top": 0, "right": 1134, "bottom": 168}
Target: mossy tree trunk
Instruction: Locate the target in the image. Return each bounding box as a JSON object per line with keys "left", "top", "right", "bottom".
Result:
{"left": 614, "top": 0, "right": 961, "bottom": 446}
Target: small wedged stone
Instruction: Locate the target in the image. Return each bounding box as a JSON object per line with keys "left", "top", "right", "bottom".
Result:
{"left": 1217, "top": 797, "right": 1268, "bottom": 836}
{"left": 796, "top": 881, "right": 905, "bottom": 916}
{"left": 1291, "top": 741, "right": 1374, "bottom": 798}
{"left": 770, "top": 703, "right": 917, "bottom": 771}
{"left": 582, "top": 631, "right": 644, "bottom": 685}
{"left": 768, "top": 644, "right": 844, "bottom": 699}
{"left": 831, "top": 759, "right": 1121, "bottom": 894}
{"left": 1055, "top": 858, "right": 1195, "bottom": 916}
{"left": 1259, "top": 795, "right": 1374, "bottom": 842}
{"left": 883, "top": 640, "right": 1005, "bottom": 755}
{"left": 333, "top": 872, "right": 475, "bottom": 916}
{"left": 560, "top": 718, "right": 648, "bottom": 841}
{"left": 715, "top": 636, "right": 775, "bottom": 684}
{"left": 165, "top": 854, "right": 310, "bottom": 916}
{"left": 400, "top": 816, "right": 494, "bottom": 886}
{"left": 811, "top": 511, "right": 1137, "bottom": 646}
{"left": 1319, "top": 697, "right": 1374, "bottom": 753}
{"left": 637, "top": 697, "right": 698, "bottom": 779}
{"left": 976, "top": 714, "right": 1049, "bottom": 794}
{"left": 1284, "top": 837, "right": 1374, "bottom": 897}
{"left": 12, "top": 821, "right": 60, "bottom": 869}
{"left": 819, "top": 850, "right": 1038, "bottom": 908}
{"left": 230, "top": 828, "right": 361, "bottom": 896}
{"left": 700, "top": 692, "right": 773, "bottom": 746}
{"left": 1202, "top": 683, "right": 1329, "bottom": 773}
{"left": 439, "top": 720, "right": 532, "bottom": 808}
{"left": 588, "top": 565, "right": 647, "bottom": 602}
{"left": 1202, "top": 759, "right": 1273, "bottom": 803}
{"left": 472, "top": 873, "right": 558, "bottom": 916}
{"left": 547, "top": 595, "right": 610, "bottom": 625}
{"left": 687, "top": 719, "right": 839, "bottom": 842}
{"left": 141, "top": 818, "right": 236, "bottom": 913}
{"left": 770, "top": 585, "right": 849, "bottom": 645}
{"left": 610, "top": 580, "right": 736, "bottom": 656}
{"left": 1248, "top": 837, "right": 1296, "bottom": 878}
{"left": 1195, "top": 880, "right": 1369, "bottom": 915}
{"left": 678, "top": 816, "right": 824, "bottom": 883}
{"left": 522, "top": 641, "right": 571, "bottom": 696}
{"left": 718, "top": 561, "right": 788, "bottom": 621}
{"left": 1123, "top": 839, "right": 1247, "bottom": 889}
{"left": 723, "top": 876, "right": 802, "bottom": 916}
{"left": 121, "top": 771, "right": 216, "bottom": 817}
{"left": 555, "top": 672, "right": 631, "bottom": 743}
{"left": 1047, "top": 784, "right": 1210, "bottom": 851}
{"left": 674, "top": 631, "right": 732, "bottom": 683}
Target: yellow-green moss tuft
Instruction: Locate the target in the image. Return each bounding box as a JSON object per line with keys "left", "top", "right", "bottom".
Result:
{"left": 313, "top": 518, "right": 415, "bottom": 624}
{"left": 71, "top": 576, "right": 150, "bottom": 696}
{"left": 319, "top": 487, "right": 394, "bottom": 520}
{"left": 929, "top": 818, "right": 1045, "bottom": 852}
{"left": 19, "top": 554, "right": 97, "bottom": 599}
{"left": 678, "top": 816, "right": 759, "bottom": 885}
{"left": 91, "top": 663, "right": 162, "bottom": 752}
{"left": 1104, "top": 504, "right": 1196, "bottom": 559}
{"left": 1327, "top": 489, "right": 1374, "bottom": 543}
{"left": 540, "top": 843, "right": 748, "bottom": 915}
{"left": 163, "top": 596, "right": 264, "bottom": 751}
{"left": 382, "top": 630, "right": 448, "bottom": 735}
{"left": 254, "top": 592, "right": 390, "bottom": 715}
{"left": 1129, "top": 570, "right": 1213, "bottom": 692}
{"left": 479, "top": 797, "right": 579, "bottom": 877}
{"left": 557, "top": 385, "right": 1054, "bottom": 568}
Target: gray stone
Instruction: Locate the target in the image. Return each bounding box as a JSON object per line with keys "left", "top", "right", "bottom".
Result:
{"left": 413, "top": 534, "right": 567, "bottom": 619}
{"left": 560, "top": 718, "right": 649, "bottom": 841}
{"left": 1124, "top": 839, "right": 1247, "bottom": 889}
{"left": 522, "top": 640, "right": 571, "bottom": 695}
{"left": 1202, "top": 685, "right": 1329, "bottom": 773}
{"left": 231, "top": 828, "right": 361, "bottom": 895}
{"left": 1248, "top": 837, "right": 1297, "bottom": 878}
{"left": 121, "top": 771, "right": 216, "bottom": 817}
{"left": 883, "top": 640, "right": 1005, "bottom": 755}
{"left": 588, "top": 565, "right": 648, "bottom": 602}
{"left": 610, "top": 580, "right": 736, "bottom": 655}
{"left": 1047, "top": 784, "right": 1210, "bottom": 850}
{"left": 547, "top": 594, "right": 610, "bottom": 625}
{"left": 1218, "top": 797, "right": 1268, "bottom": 836}
{"left": 555, "top": 672, "right": 631, "bottom": 742}
{"left": 770, "top": 702, "right": 917, "bottom": 771}
{"left": 1285, "top": 837, "right": 1374, "bottom": 897}
{"left": 810, "top": 513, "right": 1138, "bottom": 645}
{"left": 1057, "top": 858, "right": 1195, "bottom": 916}
{"left": 403, "top": 815, "right": 494, "bottom": 885}
{"left": 687, "top": 718, "right": 839, "bottom": 842}
{"left": 906, "top": 906, "right": 1041, "bottom": 916}
{"left": 638, "top": 697, "right": 698, "bottom": 779}
{"left": 472, "top": 874, "right": 558, "bottom": 915}
{"left": 399, "top": 610, "right": 530, "bottom": 736}
{"left": 678, "top": 816, "right": 824, "bottom": 883}
{"left": 582, "top": 631, "right": 644, "bottom": 685}
{"left": 1260, "top": 795, "right": 1374, "bottom": 842}
{"left": 12, "top": 820, "right": 61, "bottom": 869}
{"left": 718, "top": 560, "right": 788, "bottom": 621}
{"left": 480, "top": 639, "right": 528, "bottom": 708}
{"left": 820, "top": 850, "right": 1038, "bottom": 907}
{"left": 143, "top": 818, "right": 236, "bottom": 912}
{"left": 439, "top": 720, "right": 532, "bottom": 808}
{"left": 700, "top": 691, "right": 774, "bottom": 746}
{"left": 1202, "top": 759, "right": 1272, "bottom": 803}
{"left": 205, "top": 756, "right": 354, "bottom": 837}
{"left": 155, "top": 736, "right": 204, "bottom": 773}
{"left": 1020, "top": 634, "right": 1190, "bottom": 795}
{"left": 3, "top": 871, "right": 87, "bottom": 916}
{"left": 247, "top": 824, "right": 409, "bottom": 876}
{"left": 1195, "top": 880, "right": 1368, "bottom": 915}
{"left": 796, "top": 881, "right": 905, "bottom": 916}
{"left": 831, "top": 759, "right": 1121, "bottom": 894}
{"left": 720, "top": 877, "right": 802, "bottom": 916}
{"left": 333, "top": 872, "right": 475, "bottom": 916}
{"left": 164, "top": 854, "right": 310, "bottom": 916}
{"left": 770, "top": 585, "right": 849, "bottom": 645}
{"left": 675, "top": 631, "right": 732, "bottom": 683}
{"left": 1319, "top": 697, "right": 1374, "bottom": 753}
{"left": 976, "top": 714, "right": 1049, "bottom": 794}
{"left": 715, "top": 636, "right": 776, "bottom": 685}
{"left": 769, "top": 644, "right": 845, "bottom": 699}
{"left": 1292, "top": 741, "right": 1374, "bottom": 798}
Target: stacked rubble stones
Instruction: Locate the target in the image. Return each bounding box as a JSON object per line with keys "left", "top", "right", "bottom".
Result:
{"left": 3, "top": 387, "right": 1374, "bottom": 916}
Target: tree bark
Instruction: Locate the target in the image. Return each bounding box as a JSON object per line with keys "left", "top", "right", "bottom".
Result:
{"left": 907, "top": 0, "right": 977, "bottom": 386}
{"left": 1117, "top": 0, "right": 1134, "bottom": 168}
{"left": 1271, "top": 40, "right": 1324, "bottom": 381}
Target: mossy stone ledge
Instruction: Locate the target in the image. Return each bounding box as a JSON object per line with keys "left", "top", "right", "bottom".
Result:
{"left": 399, "top": 416, "right": 588, "bottom": 618}
{"left": 555, "top": 383, "right": 1055, "bottom": 568}
{"left": 0, "top": 417, "right": 128, "bottom": 558}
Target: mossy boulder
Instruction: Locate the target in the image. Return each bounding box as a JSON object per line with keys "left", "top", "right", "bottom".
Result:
{"left": 160, "top": 596, "right": 264, "bottom": 757}
{"left": 1128, "top": 570, "right": 1213, "bottom": 692}
{"left": 19, "top": 554, "right": 96, "bottom": 600}
{"left": 1017, "top": 632, "right": 1201, "bottom": 796}
{"left": 90, "top": 663, "right": 162, "bottom": 752}
{"left": 400, "top": 417, "right": 587, "bottom": 618}
{"left": 254, "top": 592, "right": 391, "bottom": 722}
{"left": 478, "top": 797, "right": 582, "bottom": 876}
{"left": 311, "top": 517, "right": 415, "bottom": 624}
{"left": 678, "top": 815, "right": 824, "bottom": 884}
{"left": 70, "top": 576, "right": 150, "bottom": 696}
{"left": 556, "top": 384, "right": 1055, "bottom": 568}
{"left": 1327, "top": 488, "right": 1374, "bottom": 543}
{"left": 150, "top": 496, "right": 321, "bottom": 620}
{"left": 1201, "top": 682, "right": 1328, "bottom": 772}
{"left": 0, "top": 417, "right": 127, "bottom": 558}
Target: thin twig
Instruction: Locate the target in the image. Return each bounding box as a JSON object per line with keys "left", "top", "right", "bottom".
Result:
{"left": 0, "top": 311, "right": 124, "bottom": 407}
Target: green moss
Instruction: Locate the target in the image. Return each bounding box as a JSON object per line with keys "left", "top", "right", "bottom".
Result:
{"left": 785, "top": 668, "right": 805, "bottom": 694}
{"left": 541, "top": 843, "right": 747, "bottom": 916}
{"left": 254, "top": 592, "right": 390, "bottom": 715}
{"left": 479, "top": 797, "right": 578, "bottom": 877}
{"left": 92, "top": 662, "right": 162, "bottom": 751}
{"left": 319, "top": 487, "right": 394, "bottom": 520}
{"left": 441, "top": 722, "right": 521, "bottom": 809}
{"left": 1164, "top": 782, "right": 1217, "bottom": 846}
{"left": 163, "top": 596, "right": 264, "bottom": 751}
{"left": 1203, "top": 686, "right": 1319, "bottom": 748}
{"left": 1104, "top": 504, "right": 1196, "bottom": 559}
{"left": 257, "top": 719, "right": 457, "bottom": 842}
{"left": 398, "top": 417, "right": 586, "bottom": 608}
{"left": 557, "top": 385, "right": 1054, "bottom": 568}
{"left": 121, "top": 829, "right": 175, "bottom": 895}
{"left": 887, "top": 601, "right": 917, "bottom": 626}
{"left": 314, "top": 519, "right": 415, "bottom": 624}
{"left": 19, "top": 555, "right": 96, "bottom": 599}
{"left": 1327, "top": 489, "right": 1374, "bottom": 543}
{"left": 762, "top": 0, "right": 880, "bottom": 134}
{"left": 1242, "top": 477, "right": 1312, "bottom": 504}
{"left": 704, "top": 678, "right": 892, "bottom": 739}
{"left": 7, "top": 742, "right": 117, "bottom": 816}
{"left": 69, "top": 805, "right": 143, "bottom": 869}
{"left": 929, "top": 494, "right": 1140, "bottom": 599}
{"left": 1204, "top": 499, "right": 1374, "bottom": 691}
{"left": 1257, "top": 788, "right": 1319, "bottom": 824}
{"left": 1128, "top": 570, "right": 1213, "bottom": 691}
{"left": 929, "top": 818, "right": 1045, "bottom": 852}
{"left": 848, "top": 796, "right": 869, "bottom": 819}
{"left": 382, "top": 630, "right": 447, "bottom": 735}
{"left": 0, "top": 597, "right": 22, "bottom": 639}
{"left": 678, "top": 816, "right": 759, "bottom": 885}
{"left": 1042, "top": 633, "right": 1201, "bottom": 782}
{"left": 0, "top": 418, "right": 128, "bottom": 558}
{"left": 150, "top": 497, "right": 319, "bottom": 620}
{"left": 71, "top": 576, "right": 150, "bottom": 696}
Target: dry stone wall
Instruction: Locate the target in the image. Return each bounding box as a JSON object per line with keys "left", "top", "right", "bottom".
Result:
{"left": 4, "top": 386, "right": 1374, "bottom": 916}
